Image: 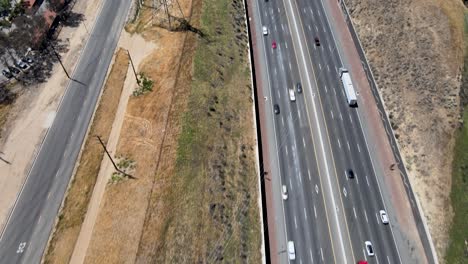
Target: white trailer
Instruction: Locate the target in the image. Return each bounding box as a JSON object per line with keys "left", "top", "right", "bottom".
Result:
{"left": 339, "top": 68, "right": 357, "bottom": 107}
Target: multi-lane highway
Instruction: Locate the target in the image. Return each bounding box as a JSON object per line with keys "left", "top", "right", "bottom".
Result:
{"left": 251, "top": 0, "right": 410, "bottom": 262}
{"left": 0, "top": 0, "right": 132, "bottom": 263}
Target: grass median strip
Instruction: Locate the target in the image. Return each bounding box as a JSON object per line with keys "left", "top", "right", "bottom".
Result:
{"left": 43, "top": 48, "right": 129, "bottom": 264}
{"left": 149, "top": 0, "right": 262, "bottom": 260}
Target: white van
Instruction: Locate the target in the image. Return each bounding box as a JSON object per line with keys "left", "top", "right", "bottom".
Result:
{"left": 289, "top": 88, "right": 296, "bottom": 102}
{"left": 288, "top": 241, "right": 296, "bottom": 260}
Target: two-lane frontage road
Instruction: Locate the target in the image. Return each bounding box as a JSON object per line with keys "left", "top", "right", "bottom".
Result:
{"left": 0, "top": 0, "right": 132, "bottom": 263}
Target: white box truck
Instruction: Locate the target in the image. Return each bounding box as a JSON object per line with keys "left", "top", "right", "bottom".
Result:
{"left": 339, "top": 68, "right": 357, "bottom": 107}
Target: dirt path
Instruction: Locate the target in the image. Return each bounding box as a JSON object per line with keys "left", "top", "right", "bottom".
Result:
{"left": 0, "top": 0, "right": 104, "bottom": 231}
{"left": 82, "top": 23, "right": 193, "bottom": 263}
{"left": 69, "top": 31, "right": 156, "bottom": 264}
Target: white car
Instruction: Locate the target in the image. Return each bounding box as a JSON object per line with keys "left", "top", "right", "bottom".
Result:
{"left": 365, "top": 241, "right": 375, "bottom": 257}
{"left": 287, "top": 241, "right": 296, "bottom": 260}
{"left": 16, "top": 60, "right": 28, "bottom": 70}
{"left": 282, "top": 185, "right": 288, "bottom": 200}
{"left": 379, "top": 210, "right": 389, "bottom": 224}
{"left": 289, "top": 89, "right": 296, "bottom": 102}
{"left": 262, "top": 26, "right": 268, "bottom": 35}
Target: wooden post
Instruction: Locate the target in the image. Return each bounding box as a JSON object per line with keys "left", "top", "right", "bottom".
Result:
{"left": 96, "top": 136, "right": 136, "bottom": 179}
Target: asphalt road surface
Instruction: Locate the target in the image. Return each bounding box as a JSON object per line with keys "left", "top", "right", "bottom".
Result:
{"left": 0, "top": 0, "right": 132, "bottom": 263}
{"left": 251, "top": 0, "right": 418, "bottom": 263}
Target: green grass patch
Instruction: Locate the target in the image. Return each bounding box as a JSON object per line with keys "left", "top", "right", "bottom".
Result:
{"left": 132, "top": 72, "right": 154, "bottom": 96}
{"left": 445, "top": 12, "right": 468, "bottom": 263}
{"left": 446, "top": 107, "right": 468, "bottom": 263}
{"left": 158, "top": 0, "right": 262, "bottom": 260}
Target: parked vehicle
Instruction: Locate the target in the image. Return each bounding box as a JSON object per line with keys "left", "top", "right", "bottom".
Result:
{"left": 22, "top": 57, "right": 33, "bottom": 64}
{"left": 339, "top": 68, "right": 357, "bottom": 107}
{"left": 2, "top": 69, "right": 13, "bottom": 79}
{"left": 8, "top": 67, "right": 20, "bottom": 75}
{"left": 16, "top": 60, "right": 28, "bottom": 69}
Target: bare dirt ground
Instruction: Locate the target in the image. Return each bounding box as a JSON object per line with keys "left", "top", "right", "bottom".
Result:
{"left": 76, "top": 0, "right": 262, "bottom": 261}
{"left": 43, "top": 48, "right": 130, "bottom": 264}
{"left": 345, "top": 0, "right": 465, "bottom": 260}
{"left": 68, "top": 32, "right": 156, "bottom": 264}
{"left": 0, "top": 0, "right": 104, "bottom": 231}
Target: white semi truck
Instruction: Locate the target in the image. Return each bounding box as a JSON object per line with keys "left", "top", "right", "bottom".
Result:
{"left": 339, "top": 68, "right": 357, "bottom": 107}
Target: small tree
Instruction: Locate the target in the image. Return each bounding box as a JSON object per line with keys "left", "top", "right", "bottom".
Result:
{"left": 0, "top": 0, "right": 11, "bottom": 12}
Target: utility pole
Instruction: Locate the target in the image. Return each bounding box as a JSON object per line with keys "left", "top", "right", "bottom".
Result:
{"left": 96, "top": 136, "right": 136, "bottom": 179}
{"left": 49, "top": 44, "right": 71, "bottom": 80}
{"left": 126, "top": 49, "right": 140, "bottom": 86}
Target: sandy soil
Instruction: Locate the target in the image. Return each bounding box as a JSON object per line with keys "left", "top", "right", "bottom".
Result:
{"left": 0, "top": 0, "right": 104, "bottom": 230}
{"left": 83, "top": 28, "right": 191, "bottom": 264}
{"left": 69, "top": 31, "right": 156, "bottom": 264}
{"left": 345, "top": 0, "right": 465, "bottom": 260}
{"left": 43, "top": 47, "right": 130, "bottom": 264}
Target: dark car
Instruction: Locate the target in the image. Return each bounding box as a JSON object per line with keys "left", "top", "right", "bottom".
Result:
{"left": 314, "top": 37, "right": 320, "bottom": 46}
{"left": 296, "top": 82, "right": 302, "bottom": 93}
{"left": 9, "top": 67, "right": 20, "bottom": 75}
{"left": 22, "top": 57, "right": 33, "bottom": 64}
{"left": 347, "top": 169, "right": 355, "bottom": 179}
{"left": 2, "top": 69, "right": 13, "bottom": 79}
{"left": 274, "top": 104, "right": 280, "bottom": 114}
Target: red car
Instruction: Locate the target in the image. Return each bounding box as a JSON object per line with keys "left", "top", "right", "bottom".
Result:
{"left": 272, "top": 41, "right": 277, "bottom": 49}
{"left": 357, "top": 261, "right": 368, "bottom": 264}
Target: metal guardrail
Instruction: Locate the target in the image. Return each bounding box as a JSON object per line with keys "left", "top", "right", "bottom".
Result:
{"left": 339, "top": 1, "right": 438, "bottom": 263}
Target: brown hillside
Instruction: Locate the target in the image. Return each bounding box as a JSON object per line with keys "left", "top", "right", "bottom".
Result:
{"left": 345, "top": 0, "right": 465, "bottom": 260}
